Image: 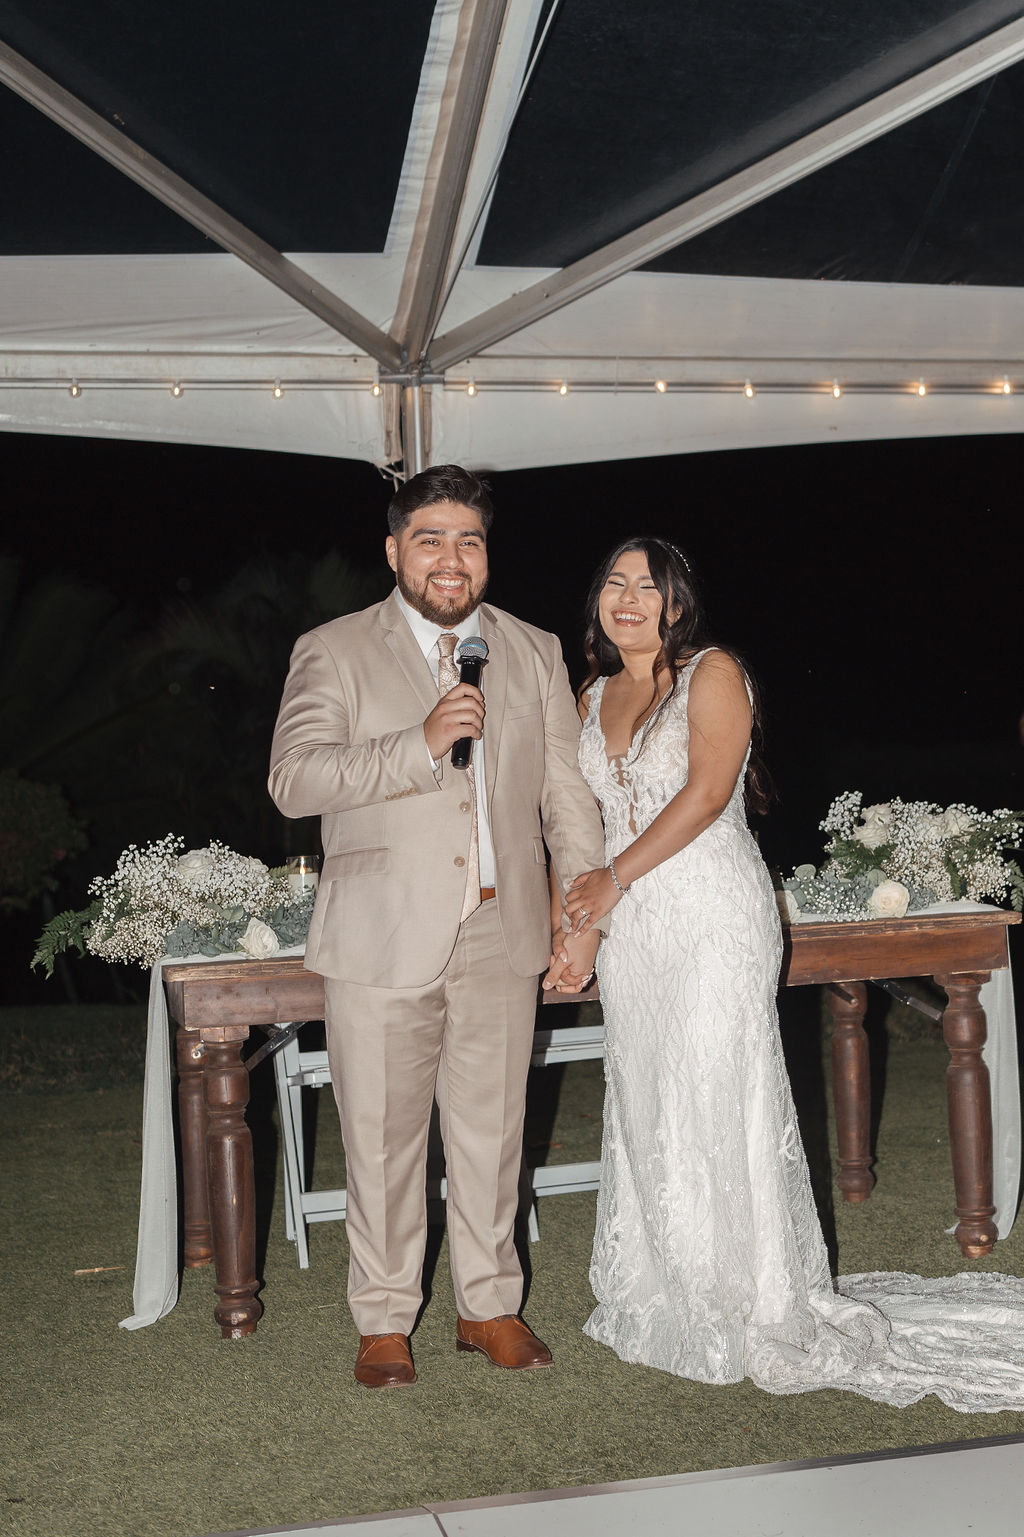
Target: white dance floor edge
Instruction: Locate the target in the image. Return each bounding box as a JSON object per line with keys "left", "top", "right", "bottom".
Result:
{"left": 210, "top": 1434, "right": 1024, "bottom": 1537}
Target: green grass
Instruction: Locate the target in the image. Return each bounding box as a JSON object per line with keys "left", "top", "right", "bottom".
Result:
{"left": 0, "top": 1004, "right": 148, "bottom": 1093}
{"left": 1, "top": 993, "right": 1022, "bottom": 1537}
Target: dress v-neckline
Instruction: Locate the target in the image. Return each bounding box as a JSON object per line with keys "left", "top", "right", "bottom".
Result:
{"left": 596, "top": 649, "right": 715, "bottom": 764}
{"left": 596, "top": 672, "right": 669, "bottom": 766}
{"left": 593, "top": 678, "right": 636, "bottom": 767}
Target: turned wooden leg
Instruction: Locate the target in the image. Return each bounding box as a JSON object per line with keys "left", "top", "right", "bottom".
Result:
{"left": 827, "top": 981, "right": 874, "bottom": 1202}
{"left": 935, "top": 971, "right": 996, "bottom": 1258}
{"left": 203, "top": 1037, "right": 263, "bottom": 1338}
{"left": 176, "top": 1027, "right": 213, "bottom": 1268}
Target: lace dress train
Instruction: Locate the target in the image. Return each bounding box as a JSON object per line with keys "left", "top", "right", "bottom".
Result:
{"left": 579, "top": 656, "right": 1024, "bottom": 1411}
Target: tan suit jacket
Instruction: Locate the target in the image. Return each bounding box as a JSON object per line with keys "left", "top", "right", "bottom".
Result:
{"left": 268, "top": 590, "right": 605, "bottom": 987}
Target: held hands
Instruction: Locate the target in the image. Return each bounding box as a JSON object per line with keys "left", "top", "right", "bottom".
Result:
{"left": 563, "top": 867, "right": 621, "bottom": 937}
{"left": 423, "top": 683, "right": 485, "bottom": 762}
{"left": 542, "top": 926, "right": 600, "bottom": 993}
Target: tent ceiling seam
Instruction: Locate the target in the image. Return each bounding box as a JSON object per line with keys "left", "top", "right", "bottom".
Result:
{"left": 392, "top": 0, "right": 512, "bottom": 366}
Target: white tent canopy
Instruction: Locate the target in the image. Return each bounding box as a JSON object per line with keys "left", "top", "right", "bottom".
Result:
{"left": 2, "top": 0, "right": 1024, "bottom": 474}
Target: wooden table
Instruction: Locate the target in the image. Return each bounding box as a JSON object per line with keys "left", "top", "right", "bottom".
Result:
{"left": 163, "top": 907, "right": 1018, "bottom": 1337}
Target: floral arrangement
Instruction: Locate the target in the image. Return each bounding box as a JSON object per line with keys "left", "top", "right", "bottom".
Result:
{"left": 32, "top": 835, "right": 315, "bottom": 974}
{"left": 779, "top": 792, "right": 1024, "bottom": 923}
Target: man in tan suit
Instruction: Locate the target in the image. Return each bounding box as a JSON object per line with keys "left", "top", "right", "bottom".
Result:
{"left": 269, "top": 465, "right": 603, "bottom": 1387}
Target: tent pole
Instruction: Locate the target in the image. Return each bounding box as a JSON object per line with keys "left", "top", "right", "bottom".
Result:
{"left": 401, "top": 384, "right": 428, "bottom": 478}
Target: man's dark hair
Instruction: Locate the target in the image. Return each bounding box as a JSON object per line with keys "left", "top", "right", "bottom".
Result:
{"left": 387, "top": 464, "right": 494, "bottom": 535}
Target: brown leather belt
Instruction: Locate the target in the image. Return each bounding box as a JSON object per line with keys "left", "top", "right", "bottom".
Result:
{"left": 480, "top": 886, "right": 496, "bottom": 902}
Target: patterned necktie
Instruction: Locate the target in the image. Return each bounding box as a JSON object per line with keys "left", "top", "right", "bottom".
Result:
{"left": 437, "top": 632, "right": 481, "bottom": 922}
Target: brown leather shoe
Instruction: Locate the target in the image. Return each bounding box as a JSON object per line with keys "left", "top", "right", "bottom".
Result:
{"left": 354, "top": 1332, "right": 417, "bottom": 1388}
{"left": 455, "top": 1314, "right": 553, "bottom": 1369}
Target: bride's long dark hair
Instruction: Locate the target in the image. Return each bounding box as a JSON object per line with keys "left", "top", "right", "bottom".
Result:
{"left": 579, "top": 537, "right": 774, "bottom": 816}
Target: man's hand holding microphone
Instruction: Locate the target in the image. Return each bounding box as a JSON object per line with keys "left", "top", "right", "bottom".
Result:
{"left": 422, "top": 637, "right": 489, "bottom": 764}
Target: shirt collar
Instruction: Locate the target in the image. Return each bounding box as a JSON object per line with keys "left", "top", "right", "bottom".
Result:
{"left": 394, "top": 587, "right": 481, "bottom": 659}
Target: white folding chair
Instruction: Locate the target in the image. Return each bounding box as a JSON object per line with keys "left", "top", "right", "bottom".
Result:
{"left": 271, "top": 1013, "right": 607, "bottom": 1268}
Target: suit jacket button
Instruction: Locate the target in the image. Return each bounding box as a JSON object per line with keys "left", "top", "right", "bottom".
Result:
{"left": 454, "top": 856, "right": 466, "bottom": 868}
{"left": 459, "top": 801, "right": 471, "bottom": 813}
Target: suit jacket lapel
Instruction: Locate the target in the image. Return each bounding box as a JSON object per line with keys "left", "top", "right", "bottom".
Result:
{"left": 379, "top": 589, "right": 438, "bottom": 716}
{"left": 479, "top": 605, "right": 507, "bottom": 801}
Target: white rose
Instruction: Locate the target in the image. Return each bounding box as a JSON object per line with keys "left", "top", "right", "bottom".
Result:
{"left": 776, "top": 889, "right": 800, "bottom": 925}
{"left": 942, "top": 808, "right": 974, "bottom": 837}
{"left": 852, "top": 822, "right": 888, "bottom": 850}
{"left": 176, "top": 848, "right": 215, "bottom": 882}
{"left": 238, "top": 917, "right": 280, "bottom": 959}
{"left": 245, "top": 856, "right": 269, "bottom": 877}
{"left": 866, "top": 880, "right": 910, "bottom": 919}
{"left": 851, "top": 803, "right": 892, "bottom": 850}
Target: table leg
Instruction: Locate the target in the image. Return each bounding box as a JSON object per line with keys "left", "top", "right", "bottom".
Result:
{"left": 934, "top": 971, "right": 996, "bottom": 1258}
{"left": 203, "top": 1038, "right": 263, "bottom": 1338}
{"left": 175, "top": 1028, "right": 213, "bottom": 1268}
{"left": 826, "top": 981, "right": 874, "bottom": 1201}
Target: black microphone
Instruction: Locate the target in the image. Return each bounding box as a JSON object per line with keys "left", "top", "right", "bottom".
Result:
{"left": 451, "top": 636, "right": 488, "bottom": 770}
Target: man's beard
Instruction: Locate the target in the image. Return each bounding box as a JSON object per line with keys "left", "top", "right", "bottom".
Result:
{"left": 397, "top": 567, "right": 487, "bottom": 627}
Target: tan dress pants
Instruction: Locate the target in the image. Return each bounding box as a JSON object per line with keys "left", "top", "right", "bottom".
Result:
{"left": 324, "top": 900, "right": 539, "bottom": 1335}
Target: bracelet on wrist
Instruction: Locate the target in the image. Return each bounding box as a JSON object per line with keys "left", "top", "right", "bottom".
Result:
{"left": 609, "top": 857, "right": 631, "bottom": 896}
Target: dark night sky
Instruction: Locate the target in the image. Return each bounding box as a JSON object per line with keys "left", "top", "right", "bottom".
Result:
{"left": 5, "top": 425, "right": 1022, "bottom": 865}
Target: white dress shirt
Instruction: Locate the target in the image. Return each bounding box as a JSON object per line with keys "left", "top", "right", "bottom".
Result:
{"left": 394, "top": 589, "right": 496, "bottom": 888}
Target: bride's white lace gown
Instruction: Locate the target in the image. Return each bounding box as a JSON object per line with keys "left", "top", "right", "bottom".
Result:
{"left": 579, "top": 652, "right": 1024, "bottom": 1410}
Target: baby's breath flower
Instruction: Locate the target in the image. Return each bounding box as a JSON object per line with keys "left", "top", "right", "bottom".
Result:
{"left": 786, "top": 792, "right": 1023, "bottom": 920}
{"left": 76, "top": 835, "right": 312, "bottom": 967}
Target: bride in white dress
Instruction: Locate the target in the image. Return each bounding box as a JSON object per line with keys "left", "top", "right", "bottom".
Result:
{"left": 559, "top": 537, "right": 1024, "bottom": 1411}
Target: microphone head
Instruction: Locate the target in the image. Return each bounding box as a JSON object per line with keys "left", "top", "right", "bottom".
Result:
{"left": 457, "top": 636, "right": 489, "bottom": 664}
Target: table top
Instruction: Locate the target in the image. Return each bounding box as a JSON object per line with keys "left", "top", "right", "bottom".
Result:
{"left": 782, "top": 907, "right": 1018, "bottom": 986}
{"left": 162, "top": 907, "right": 1019, "bottom": 1030}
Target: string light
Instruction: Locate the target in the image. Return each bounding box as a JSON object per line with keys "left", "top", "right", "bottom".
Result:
{"left": 7, "top": 372, "right": 1024, "bottom": 402}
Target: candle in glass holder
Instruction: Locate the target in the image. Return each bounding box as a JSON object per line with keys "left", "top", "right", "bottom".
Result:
{"left": 286, "top": 854, "right": 321, "bottom": 894}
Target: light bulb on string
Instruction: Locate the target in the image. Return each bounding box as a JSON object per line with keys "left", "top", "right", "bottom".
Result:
{"left": 1002, "top": 376, "right": 1012, "bottom": 395}
{"left": 654, "top": 379, "right": 667, "bottom": 393}
{"left": 371, "top": 381, "right": 382, "bottom": 397}
{"left": 68, "top": 380, "right": 80, "bottom": 398}
{"left": 832, "top": 379, "right": 842, "bottom": 399}
{"left": 466, "top": 379, "right": 476, "bottom": 397}
{"left": 272, "top": 380, "right": 283, "bottom": 399}
{"left": 743, "top": 379, "right": 755, "bottom": 399}
{"left": 916, "top": 378, "right": 927, "bottom": 397}
{"left": 558, "top": 380, "right": 569, "bottom": 396}
{"left": 171, "top": 381, "right": 183, "bottom": 398}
